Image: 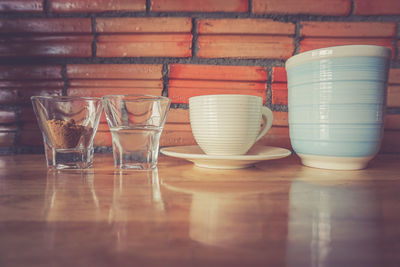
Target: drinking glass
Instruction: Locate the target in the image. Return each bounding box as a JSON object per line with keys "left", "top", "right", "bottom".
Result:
{"left": 102, "top": 95, "right": 171, "bottom": 170}
{"left": 31, "top": 96, "right": 103, "bottom": 169}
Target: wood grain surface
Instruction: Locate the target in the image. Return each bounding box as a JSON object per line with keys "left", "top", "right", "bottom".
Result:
{"left": 0, "top": 154, "right": 399, "bottom": 266}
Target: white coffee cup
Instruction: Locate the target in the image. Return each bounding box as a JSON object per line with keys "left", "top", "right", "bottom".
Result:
{"left": 189, "top": 94, "right": 273, "bottom": 155}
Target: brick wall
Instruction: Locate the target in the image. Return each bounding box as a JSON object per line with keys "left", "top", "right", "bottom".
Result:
{"left": 0, "top": 0, "right": 399, "bottom": 153}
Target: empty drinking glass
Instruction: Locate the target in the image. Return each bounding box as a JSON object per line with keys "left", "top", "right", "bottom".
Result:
{"left": 102, "top": 95, "right": 171, "bottom": 170}
{"left": 31, "top": 96, "right": 103, "bottom": 169}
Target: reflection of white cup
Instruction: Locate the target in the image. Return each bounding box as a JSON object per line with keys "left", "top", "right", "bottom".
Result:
{"left": 189, "top": 94, "right": 273, "bottom": 155}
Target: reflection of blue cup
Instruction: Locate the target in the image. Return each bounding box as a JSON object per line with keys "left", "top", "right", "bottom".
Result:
{"left": 286, "top": 45, "right": 391, "bottom": 170}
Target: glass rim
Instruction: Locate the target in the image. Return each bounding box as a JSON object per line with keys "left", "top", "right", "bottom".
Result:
{"left": 31, "top": 95, "right": 102, "bottom": 101}
{"left": 102, "top": 94, "right": 170, "bottom": 102}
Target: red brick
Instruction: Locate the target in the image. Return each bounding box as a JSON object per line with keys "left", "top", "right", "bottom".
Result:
{"left": 151, "top": 0, "right": 248, "bottom": 12}
{"left": 381, "top": 130, "right": 400, "bottom": 153}
{"left": 271, "top": 83, "right": 288, "bottom": 105}
{"left": 0, "top": 65, "right": 62, "bottom": 80}
{"left": 51, "top": 0, "right": 145, "bottom": 13}
{"left": 354, "top": 0, "right": 400, "bottom": 15}
{"left": 67, "top": 64, "right": 163, "bottom": 79}
{"left": 170, "top": 64, "right": 267, "bottom": 81}
{"left": 299, "top": 38, "right": 394, "bottom": 57}
{"left": 389, "top": 69, "right": 400, "bottom": 84}
{"left": 198, "top": 35, "right": 294, "bottom": 59}
{"left": 301, "top": 22, "right": 396, "bottom": 38}
{"left": 97, "top": 34, "right": 192, "bottom": 57}
{"left": 0, "top": 82, "right": 62, "bottom": 105}
{"left": 387, "top": 85, "right": 400, "bottom": 108}
{"left": 0, "top": 18, "right": 91, "bottom": 33}
{"left": 272, "top": 67, "right": 287, "bottom": 83}
{"left": 19, "top": 128, "right": 42, "bottom": 146}
{"left": 0, "top": 36, "right": 92, "bottom": 58}
{"left": 198, "top": 19, "right": 294, "bottom": 35}
{"left": 0, "top": 66, "right": 63, "bottom": 105}
{"left": 96, "top": 17, "right": 192, "bottom": 33}
{"left": 0, "top": 110, "right": 16, "bottom": 124}
{"left": 385, "top": 114, "right": 400, "bottom": 130}
{"left": 0, "top": 0, "right": 43, "bottom": 13}
{"left": 0, "top": 128, "right": 16, "bottom": 147}
{"left": 161, "top": 125, "right": 196, "bottom": 147}
{"left": 253, "top": 0, "right": 350, "bottom": 15}
{"left": 168, "top": 64, "right": 268, "bottom": 104}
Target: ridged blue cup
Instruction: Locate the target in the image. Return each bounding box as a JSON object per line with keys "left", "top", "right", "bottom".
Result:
{"left": 286, "top": 45, "right": 391, "bottom": 170}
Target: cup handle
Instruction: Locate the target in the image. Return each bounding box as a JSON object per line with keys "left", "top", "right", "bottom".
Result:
{"left": 255, "top": 106, "right": 273, "bottom": 142}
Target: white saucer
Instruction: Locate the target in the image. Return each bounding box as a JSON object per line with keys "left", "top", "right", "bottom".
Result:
{"left": 160, "top": 145, "right": 291, "bottom": 169}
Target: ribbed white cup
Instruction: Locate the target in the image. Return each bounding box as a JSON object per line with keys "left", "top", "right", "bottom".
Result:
{"left": 189, "top": 94, "right": 273, "bottom": 155}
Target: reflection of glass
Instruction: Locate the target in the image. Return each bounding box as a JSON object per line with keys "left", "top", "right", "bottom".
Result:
{"left": 109, "top": 168, "right": 165, "bottom": 251}
{"left": 286, "top": 177, "right": 383, "bottom": 267}
{"left": 44, "top": 170, "right": 102, "bottom": 222}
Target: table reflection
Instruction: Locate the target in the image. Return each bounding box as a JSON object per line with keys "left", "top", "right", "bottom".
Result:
{"left": 160, "top": 167, "right": 290, "bottom": 266}
{"left": 44, "top": 170, "right": 102, "bottom": 221}
{"left": 286, "top": 171, "right": 383, "bottom": 267}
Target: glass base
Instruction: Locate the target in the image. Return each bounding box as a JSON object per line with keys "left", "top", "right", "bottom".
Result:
{"left": 44, "top": 143, "right": 94, "bottom": 170}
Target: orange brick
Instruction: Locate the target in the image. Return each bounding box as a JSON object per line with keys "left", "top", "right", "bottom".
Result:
{"left": 198, "top": 19, "right": 295, "bottom": 35}
{"left": 97, "top": 34, "right": 192, "bottom": 57}
{"left": 96, "top": 17, "right": 192, "bottom": 33}
{"left": 168, "top": 64, "right": 268, "bottom": 104}
{"left": 151, "top": 0, "right": 248, "bottom": 12}
{"left": 0, "top": 36, "right": 92, "bottom": 58}
{"left": 161, "top": 123, "right": 196, "bottom": 147}
{"left": 354, "top": 0, "right": 400, "bottom": 15}
{"left": 299, "top": 38, "right": 394, "bottom": 57}
{"left": 198, "top": 35, "right": 294, "bottom": 59}
{"left": 389, "top": 69, "right": 400, "bottom": 84}
{"left": 381, "top": 130, "right": 400, "bottom": 153}
{"left": 387, "top": 85, "right": 400, "bottom": 108}
{"left": 258, "top": 126, "right": 291, "bottom": 150}
{"left": 166, "top": 108, "right": 189, "bottom": 124}
{"left": 94, "top": 130, "right": 112, "bottom": 147}
{"left": 271, "top": 83, "right": 288, "bottom": 105}
{"left": 169, "top": 64, "right": 267, "bottom": 81}
{"left": 67, "top": 88, "right": 162, "bottom": 97}
{"left": 253, "top": 0, "right": 350, "bottom": 15}
{"left": 0, "top": 0, "right": 43, "bottom": 13}
{"left": 385, "top": 114, "right": 400, "bottom": 130}
{"left": 301, "top": 22, "right": 396, "bottom": 38}
{"left": 67, "top": 64, "right": 162, "bottom": 79}
{"left": 0, "top": 18, "right": 91, "bottom": 33}
{"left": 272, "top": 67, "right": 287, "bottom": 83}
{"left": 169, "top": 81, "right": 267, "bottom": 104}
{"left": 68, "top": 88, "right": 162, "bottom": 124}
{"left": 165, "top": 108, "right": 287, "bottom": 126}
{"left": 51, "top": 0, "right": 145, "bottom": 13}
{"left": 273, "top": 111, "right": 288, "bottom": 127}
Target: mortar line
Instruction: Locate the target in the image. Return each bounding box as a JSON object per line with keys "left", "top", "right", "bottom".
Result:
{"left": 61, "top": 65, "right": 68, "bottom": 96}
{"left": 146, "top": 0, "right": 151, "bottom": 13}
{"left": 161, "top": 63, "right": 170, "bottom": 98}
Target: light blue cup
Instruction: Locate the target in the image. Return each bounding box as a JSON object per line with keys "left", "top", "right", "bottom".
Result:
{"left": 286, "top": 45, "right": 391, "bottom": 170}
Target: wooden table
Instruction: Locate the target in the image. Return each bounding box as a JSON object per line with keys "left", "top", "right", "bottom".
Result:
{"left": 0, "top": 154, "right": 399, "bottom": 266}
